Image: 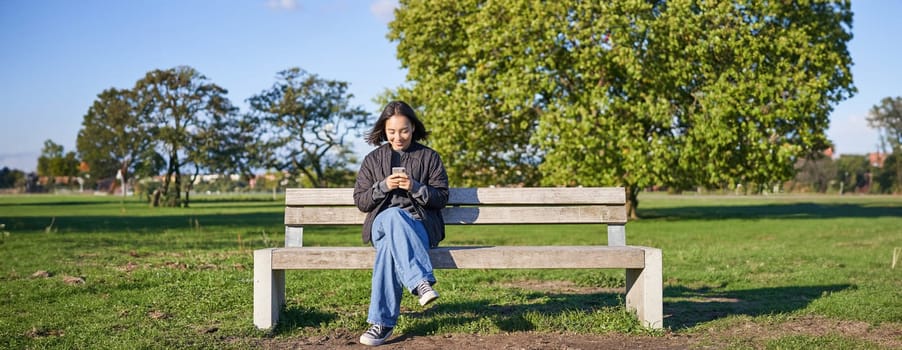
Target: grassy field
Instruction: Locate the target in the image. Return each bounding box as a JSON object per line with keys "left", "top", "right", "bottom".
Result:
{"left": 1, "top": 193, "right": 900, "bottom": 349}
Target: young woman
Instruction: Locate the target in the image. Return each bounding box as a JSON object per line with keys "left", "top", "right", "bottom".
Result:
{"left": 352, "top": 101, "right": 449, "bottom": 346}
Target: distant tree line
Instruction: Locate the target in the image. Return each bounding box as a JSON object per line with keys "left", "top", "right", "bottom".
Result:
{"left": 82, "top": 66, "right": 367, "bottom": 207}
{"left": 0, "top": 168, "right": 27, "bottom": 190}
{"left": 4, "top": 66, "right": 367, "bottom": 207}
{"left": 867, "top": 96, "right": 902, "bottom": 193}
{"left": 792, "top": 153, "right": 898, "bottom": 194}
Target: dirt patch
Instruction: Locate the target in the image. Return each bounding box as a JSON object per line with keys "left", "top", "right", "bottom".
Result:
{"left": 61, "top": 275, "right": 85, "bottom": 285}
{"left": 30, "top": 270, "right": 52, "bottom": 278}
{"left": 163, "top": 261, "right": 188, "bottom": 270}
{"left": 148, "top": 310, "right": 171, "bottom": 320}
{"left": 252, "top": 331, "right": 692, "bottom": 350}
{"left": 24, "top": 327, "right": 64, "bottom": 339}
{"left": 240, "top": 316, "right": 901, "bottom": 350}
{"left": 702, "top": 315, "right": 902, "bottom": 349}
{"left": 197, "top": 263, "right": 219, "bottom": 270}
{"left": 118, "top": 261, "right": 141, "bottom": 273}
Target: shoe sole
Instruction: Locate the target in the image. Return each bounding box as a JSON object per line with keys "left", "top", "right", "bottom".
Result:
{"left": 419, "top": 290, "right": 439, "bottom": 306}
{"left": 359, "top": 329, "right": 393, "bottom": 346}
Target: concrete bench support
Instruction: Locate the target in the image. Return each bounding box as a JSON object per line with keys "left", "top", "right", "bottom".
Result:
{"left": 626, "top": 246, "right": 663, "bottom": 329}
{"left": 253, "top": 249, "right": 285, "bottom": 329}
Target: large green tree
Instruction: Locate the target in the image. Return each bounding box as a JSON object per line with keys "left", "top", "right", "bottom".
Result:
{"left": 873, "top": 153, "right": 899, "bottom": 194}
{"left": 76, "top": 88, "right": 155, "bottom": 193}
{"left": 182, "top": 105, "right": 260, "bottom": 205}
{"left": 247, "top": 68, "right": 368, "bottom": 188}
{"left": 389, "top": 0, "right": 855, "bottom": 217}
{"left": 134, "top": 66, "right": 235, "bottom": 207}
{"left": 37, "top": 139, "right": 79, "bottom": 189}
{"left": 867, "top": 96, "right": 902, "bottom": 192}
{"left": 0, "top": 167, "right": 26, "bottom": 189}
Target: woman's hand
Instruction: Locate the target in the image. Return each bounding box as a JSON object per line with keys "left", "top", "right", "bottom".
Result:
{"left": 385, "top": 173, "right": 412, "bottom": 191}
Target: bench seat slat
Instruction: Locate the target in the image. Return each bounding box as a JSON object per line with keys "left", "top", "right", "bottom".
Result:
{"left": 285, "top": 205, "right": 628, "bottom": 225}
{"left": 285, "top": 187, "right": 626, "bottom": 206}
{"left": 269, "top": 246, "right": 646, "bottom": 269}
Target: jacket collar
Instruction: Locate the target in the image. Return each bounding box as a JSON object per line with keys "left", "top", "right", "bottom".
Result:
{"left": 377, "top": 141, "right": 422, "bottom": 175}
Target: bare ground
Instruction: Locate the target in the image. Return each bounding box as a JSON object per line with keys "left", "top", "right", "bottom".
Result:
{"left": 244, "top": 316, "right": 901, "bottom": 350}
{"left": 251, "top": 331, "right": 692, "bottom": 349}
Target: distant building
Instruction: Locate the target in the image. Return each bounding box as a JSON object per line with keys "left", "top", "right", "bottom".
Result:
{"left": 867, "top": 152, "right": 887, "bottom": 168}
{"left": 192, "top": 173, "right": 242, "bottom": 184}
{"left": 37, "top": 176, "right": 75, "bottom": 186}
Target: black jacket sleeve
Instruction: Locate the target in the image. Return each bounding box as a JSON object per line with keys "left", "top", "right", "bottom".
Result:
{"left": 353, "top": 150, "right": 382, "bottom": 213}
{"left": 409, "top": 151, "right": 449, "bottom": 210}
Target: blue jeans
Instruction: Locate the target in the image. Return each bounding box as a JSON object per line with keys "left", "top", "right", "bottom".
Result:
{"left": 367, "top": 207, "right": 436, "bottom": 327}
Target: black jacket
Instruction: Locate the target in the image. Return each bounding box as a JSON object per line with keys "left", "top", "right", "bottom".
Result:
{"left": 353, "top": 142, "right": 449, "bottom": 247}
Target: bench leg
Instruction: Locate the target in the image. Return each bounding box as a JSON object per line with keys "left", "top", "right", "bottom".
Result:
{"left": 625, "top": 246, "right": 663, "bottom": 329}
{"left": 254, "top": 249, "right": 286, "bottom": 329}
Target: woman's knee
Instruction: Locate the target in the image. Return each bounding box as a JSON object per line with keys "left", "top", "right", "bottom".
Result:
{"left": 373, "top": 208, "right": 408, "bottom": 238}
{"left": 375, "top": 207, "right": 407, "bottom": 225}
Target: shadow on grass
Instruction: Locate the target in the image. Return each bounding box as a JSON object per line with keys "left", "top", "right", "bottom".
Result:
{"left": 663, "top": 284, "right": 853, "bottom": 329}
{"left": 276, "top": 290, "right": 625, "bottom": 337}
{"left": 642, "top": 203, "right": 901, "bottom": 220}
{"left": 0, "top": 197, "right": 280, "bottom": 207}
{"left": 0, "top": 200, "right": 107, "bottom": 207}
{"left": 2, "top": 212, "right": 284, "bottom": 233}
{"left": 274, "top": 284, "right": 853, "bottom": 336}
{"left": 401, "top": 291, "right": 625, "bottom": 338}
{"left": 178, "top": 197, "right": 282, "bottom": 204}
{"left": 274, "top": 307, "right": 338, "bottom": 332}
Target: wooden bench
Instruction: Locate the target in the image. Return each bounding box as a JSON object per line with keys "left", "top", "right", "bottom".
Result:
{"left": 253, "top": 187, "right": 663, "bottom": 329}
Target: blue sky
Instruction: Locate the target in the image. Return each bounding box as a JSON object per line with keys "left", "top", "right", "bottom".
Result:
{"left": 1, "top": 0, "right": 899, "bottom": 172}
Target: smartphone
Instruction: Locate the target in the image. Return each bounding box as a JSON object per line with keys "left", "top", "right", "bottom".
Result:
{"left": 391, "top": 167, "right": 406, "bottom": 175}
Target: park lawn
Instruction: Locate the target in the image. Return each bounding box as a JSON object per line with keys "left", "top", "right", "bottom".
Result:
{"left": 0, "top": 193, "right": 900, "bottom": 349}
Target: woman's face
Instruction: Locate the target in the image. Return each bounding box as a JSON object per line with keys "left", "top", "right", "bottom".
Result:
{"left": 385, "top": 114, "right": 414, "bottom": 151}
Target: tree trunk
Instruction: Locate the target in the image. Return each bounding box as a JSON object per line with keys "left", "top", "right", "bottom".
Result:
{"left": 160, "top": 150, "right": 182, "bottom": 207}
{"left": 156, "top": 170, "right": 171, "bottom": 208}
{"left": 184, "top": 167, "right": 200, "bottom": 208}
{"left": 625, "top": 185, "right": 640, "bottom": 220}
{"left": 183, "top": 185, "right": 190, "bottom": 208}
{"left": 119, "top": 163, "right": 130, "bottom": 198}
{"left": 151, "top": 189, "right": 161, "bottom": 207}
{"left": 171, "top": 163, "right": 182, "bottom": 207}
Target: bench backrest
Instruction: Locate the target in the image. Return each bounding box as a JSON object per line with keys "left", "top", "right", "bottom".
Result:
{"left": 284, "top": 187, "right": 629, "bottom": 246}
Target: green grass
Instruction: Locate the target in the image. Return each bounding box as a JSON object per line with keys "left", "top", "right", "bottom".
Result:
{"left": 764, "top": 335, "right": 882, "bottom": 350}
{"left": 1, "top": 193, "right": 900, "bottom": 349}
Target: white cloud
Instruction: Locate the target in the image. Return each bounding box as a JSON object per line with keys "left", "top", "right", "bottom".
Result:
{"left": 266, "top": 0, "right": 299, "bottom": 11}
{"left": 370, "top": 0, "right": 398, "bottom": 23}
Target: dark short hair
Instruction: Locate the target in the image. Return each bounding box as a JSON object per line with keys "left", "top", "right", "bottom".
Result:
{"left": 365, "top": 101, "right": 429, "bottom": 146}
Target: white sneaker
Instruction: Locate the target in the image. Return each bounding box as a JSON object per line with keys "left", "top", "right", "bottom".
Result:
{"left": 359, "top": 324, "right": 394, "bottom": 346}
{"left": 415, "top": 281, "right": 439, "bottom": 306}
